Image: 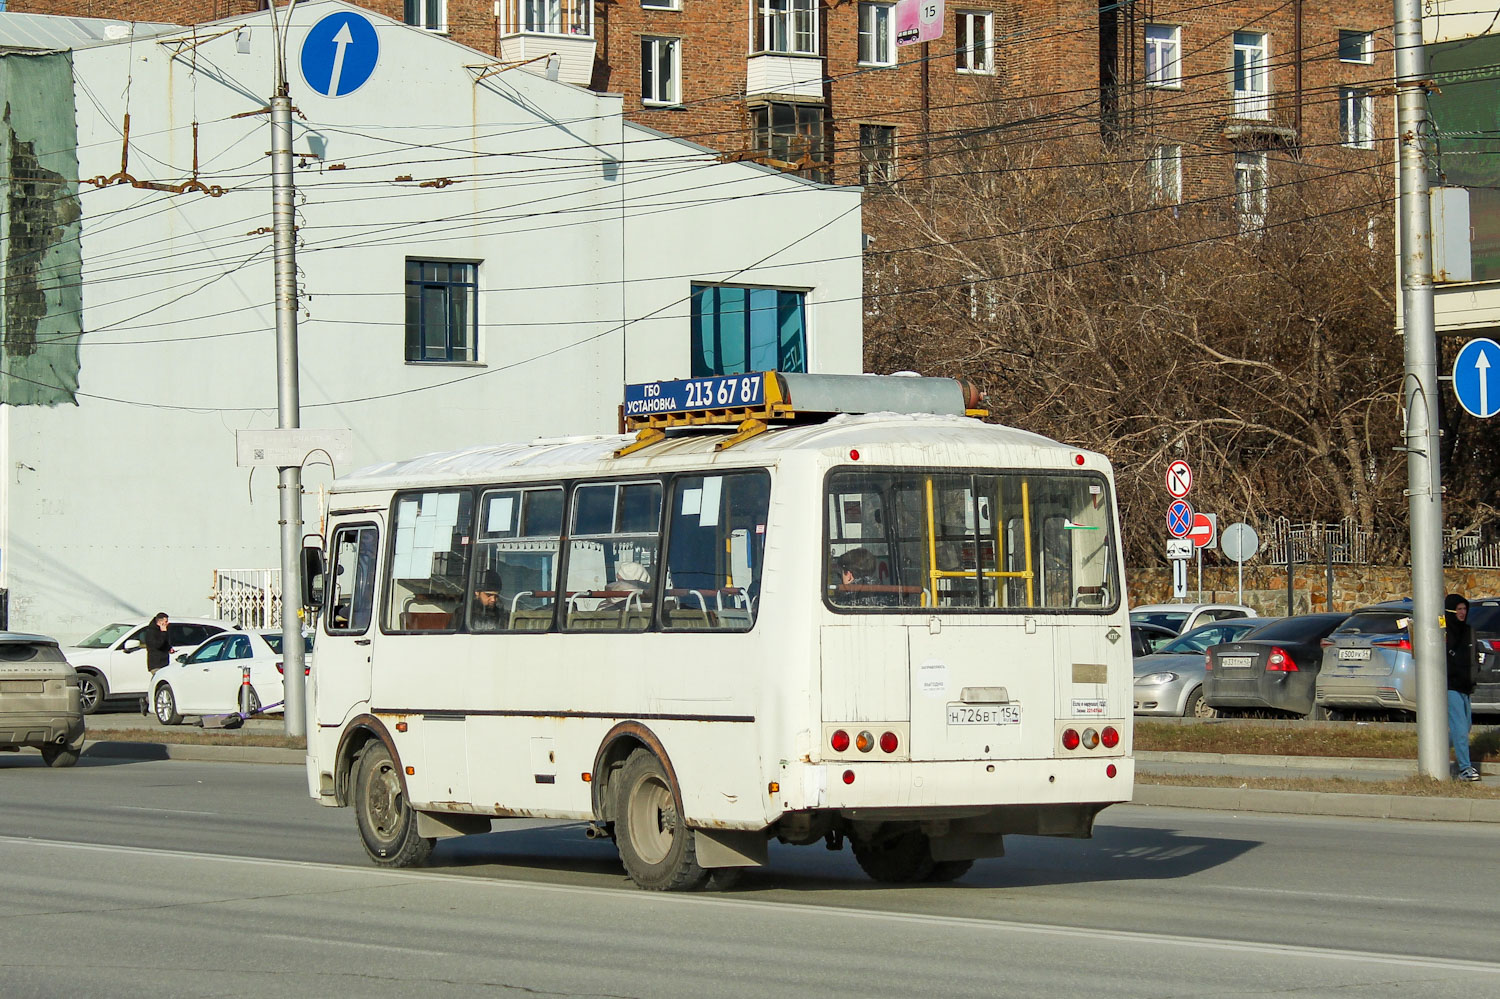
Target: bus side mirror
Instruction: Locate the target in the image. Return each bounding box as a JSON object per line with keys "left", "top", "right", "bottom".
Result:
{"left": 301, "top": 546, "right": 326, "bottom": 610}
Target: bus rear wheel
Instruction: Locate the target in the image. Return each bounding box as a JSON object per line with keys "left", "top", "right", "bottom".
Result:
{"left": 613, "top": 750, "right": 709, "bottom": 891}
{"left": 354, "top": 742, "right": 433, "bottom": 868}
{"left": 852, "top": 827, "right": 938, "bottom": 883}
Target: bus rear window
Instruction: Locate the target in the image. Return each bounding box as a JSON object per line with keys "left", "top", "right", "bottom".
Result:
{"left": 825, "top": 470, "right": 1117, "bottom": 613}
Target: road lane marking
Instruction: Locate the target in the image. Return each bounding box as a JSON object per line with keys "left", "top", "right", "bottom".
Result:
{"left": 260, "top": 932, "right": 451, "bottom": 959}
{"left": 3, "top": 834, "right": 1496, "bottom": 977}
{"left": 108, "top": 805, "right": 222, "bottom": 816}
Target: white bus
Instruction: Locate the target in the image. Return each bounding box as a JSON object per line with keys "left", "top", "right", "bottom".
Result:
{"left": 301, "top": 373, "right": 1131, "bottom": 889}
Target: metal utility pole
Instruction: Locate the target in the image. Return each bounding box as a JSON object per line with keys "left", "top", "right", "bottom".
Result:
{"left": 1394, "top": 0, "right": 1447, "bottom": 780}
{"left": 270, "top": 3, "right": 307, "bottom": 737}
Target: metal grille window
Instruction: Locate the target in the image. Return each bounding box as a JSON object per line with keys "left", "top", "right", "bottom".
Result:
{"left": 956, "top": 11, "right": 994, "bottom": 74}
{"left": 858, "top": 3, "right": 895, "bottom": 66}
{"left": 1146, "top": 144, "right": 1182, "bottom": 203}
{"left": 690, "top": 284, "right": 807, "bottom": 376}
{"left": 404, "top": 0, "right": 446, "bottom": 31}
{"left": 405, "top": 260, "right": 477, "bottom": 363}
{"left": 1234, "top": 151, "right": 1268, "bottom": 232}
{"left": 757, "top": 0, "right": 818, "bottom": 55}
{"left": 1340, "top": 87, "right": 1374, "bottom": 149}
{"left": 1232, "top": 31, "right": 1270, "bottom": 119}
{"left": 859, "top": 124, "right": 897, "bottom": 186}
{"left": 641, "top": 36, "right": 680, "bottom": 105}
{"left": 1338, "top": 29, "right": 1373, "bottom": 63}
{"left": 750, "top": 101, "right": 828, "bottom": 181}
{"left": 1144, "top": 24, "right": 1181, "bottom": 88}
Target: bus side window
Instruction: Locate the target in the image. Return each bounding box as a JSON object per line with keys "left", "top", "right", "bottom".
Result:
{"left": 327, "top": 525, "right": 379, "bottom": 635}
{"left": 471, "top": 486, "right": 563, "bottom": 632}
{"left": 384, "top": 490, "right": 473, "bottom": 633}
{"left": 564, "top": 480, "right": 663, "bottom": 633}
{"left": 663, "top": 471, "right": 770, "bottom": 631}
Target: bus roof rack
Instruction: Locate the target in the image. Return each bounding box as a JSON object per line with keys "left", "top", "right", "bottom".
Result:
{"left": 617, "top": 372, "right": 987, "bottom": 456}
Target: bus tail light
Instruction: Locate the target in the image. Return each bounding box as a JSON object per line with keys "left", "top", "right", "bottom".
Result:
{"left": 855, "top": 731, "right": 874, "bottom": 753}
{"left": 842, "top": 769, "right": 855, "bottom": 785}
{"left": 1062, "top": 728, "right": 1080, "bottom": 750}
{"left": 1107, "top": 764, "right": 1118, "bottom": 778}
{"left": 1081, "top": 728, "right": 1100, "bottom": 750}
{"left": 830, "top": 729, "right": 850, "bottom": 752}
{"left": 1101, "top": 725, "right": 1119, "bottom": 749}
{"left": 880, "top": 731, "right": 898, "bottom": 753}
{"left": 1266, "top": 647, "right": 1297, "bottom": 672}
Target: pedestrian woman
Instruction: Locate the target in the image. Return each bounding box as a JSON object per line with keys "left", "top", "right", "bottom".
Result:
{"left": 1445, "top": 593, "right": 1480, "bottom": 782}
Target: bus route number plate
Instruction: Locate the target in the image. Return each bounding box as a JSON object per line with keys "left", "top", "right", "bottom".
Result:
{"left": 947, "top": 704, "right": 1020, "bottom": 725}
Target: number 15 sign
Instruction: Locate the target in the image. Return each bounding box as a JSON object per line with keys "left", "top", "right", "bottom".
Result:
{"left": 896, "top": 0, "right": 944, "bottom": 45}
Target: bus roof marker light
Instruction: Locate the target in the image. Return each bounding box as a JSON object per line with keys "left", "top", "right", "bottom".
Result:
{"left": 1074, "top": 454, "right": 1085, "bottom": 465}
{"left": 842, "top": 769, "right": 856, "bottom": 785}
{"left": 849, "top": 449, "right": 860, "bottom": 461}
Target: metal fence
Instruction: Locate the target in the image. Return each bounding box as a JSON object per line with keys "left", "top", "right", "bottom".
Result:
{"left": 212, "top": 569, "right": 282, "bottom": 629}
{"left": 1257, "top": 518, "right": 1500, "bottom": 570}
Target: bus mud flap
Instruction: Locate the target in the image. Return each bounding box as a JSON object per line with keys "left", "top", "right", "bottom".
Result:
{"left": 416, "top": 811, "right": 492, "bottom": 840}
{"left": 693, "top": 828, "right": 769, "bottom": 868}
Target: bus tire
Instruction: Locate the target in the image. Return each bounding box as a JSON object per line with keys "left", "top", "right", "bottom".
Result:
{"left": 353, "top": 742, "right": 433, "bottom": 868}
{"left": 613, "top": 749, "right": 709, "bottom": 891}
{"left": 927, "top": 859, "right": 974, "bottom": 882}
{"left": 852, "top": 828, "right": 936, "bottom": 883}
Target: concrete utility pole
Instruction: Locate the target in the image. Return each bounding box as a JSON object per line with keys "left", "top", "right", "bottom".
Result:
{"left": 270, "top": 3, "right": 307, "bottom": 737}
{"left": 1393, "top": 0, "right": 1447, "bottom": 780}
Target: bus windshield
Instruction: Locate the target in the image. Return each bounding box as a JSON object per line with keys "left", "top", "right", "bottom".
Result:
{"left": 825, "top": 469, "right": 1117, "bottom": 612}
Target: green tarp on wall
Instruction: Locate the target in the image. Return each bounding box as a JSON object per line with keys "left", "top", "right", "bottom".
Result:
{"left": 1428, "top": 34, "right": 1500, "bottom": 284}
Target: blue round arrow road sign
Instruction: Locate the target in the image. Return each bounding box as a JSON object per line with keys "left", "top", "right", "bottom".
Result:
{"left": 300, "top": 12, "right": 379, "bottom": 99}
{"left": 1454, "top": 337, "right": 1500, "bottom": 419}
{"left": 1167, "top": 500, "right": 1195, "bottom": 538}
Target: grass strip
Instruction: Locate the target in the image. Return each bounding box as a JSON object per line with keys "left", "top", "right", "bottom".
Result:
{"left": 1136, "top": 721, "right": 1500, "bottom": 762}
{"left": 1141, "top": 773, "right": 1500, "bottom": 798}
{"left": 87, "top": 727, "right": 306, "bottom": 750}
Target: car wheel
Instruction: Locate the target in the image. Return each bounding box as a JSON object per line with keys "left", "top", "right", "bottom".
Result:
{"left": 238, "top": 685, "right": 262, "bottom": 715}
{"left": 40, "top": 744, "right": 80, "bottom": 768}
{"left": 613, "top": 749, "right": 709, "bottom": 891}
{"left": 76, "top": 672, "right": 107, "bottom": 715}
{"left": 1184, "top": 687, "right": 1216, "bottom": 719}
{"left": 354, "top": 742, "right": 432, "bottom": 868}
{"left": 153, "top": 684, "right": 182, "bottom": 725}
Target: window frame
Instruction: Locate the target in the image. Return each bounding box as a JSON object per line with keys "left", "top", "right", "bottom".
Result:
{"left": 1339, "top": 86, "right": 1374, "bottom": 150}
{"left": 405, "top": 259, "right": 479, "bottom": 364}
{"left": 859, "top": 123, "right": 897, "bottom": 186}
{"left": 1231, "top": 31, "right": 1271, "bottom": 119}
{"left": 404, "top": 0, "right": 448, "bottom": 32}
{"left": 325, "top": 523, "right": 381, "bottom": 637}
{"left": 956, "top": 10, "right": 995, "bottom": 75}
{"left": 1234, "top": 150, "right": 1269, "bottom": 232}
{"left": 641, "top": 0, "right": 680, "bottom": 9}
{"left": 659, "top": 469, "right": 772, "bottom": 634}
{"left": 749, "top": 100, "right": 828, "bottom": 181}
{"left": 1338, "top": 29, "right": 1373, "bottom": 64}
{"left": 857, "top": 2, "right": 896, "bottom": 67}
{"left": 1146, "top": 143, "right": 1182, "bottom": 204}
{"left": 640, "top": 35, "right": 682, "bottom": 106}
{"left": 756, "top": 0, "right": 819, "bottom": 56}
{"left": 1144, "top": 24, "right": 1182, "bottom": 89}
{"left": 469, "top": 485, "right": 565, "bottom": 635}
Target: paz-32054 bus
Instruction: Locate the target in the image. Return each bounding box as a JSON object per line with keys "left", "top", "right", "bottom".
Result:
{"left": 300, "top": 372, "right": 1131, "bottom": 889}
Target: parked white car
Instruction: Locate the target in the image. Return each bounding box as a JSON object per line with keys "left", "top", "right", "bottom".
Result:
{"left": 1129, "top": 603, "right": 1257, "bottom": 636}
{"left": 62, "top": 618, "right": 233, "bottom": 713}
{"left": 148, "top": 631, "right": 310, "bottom": 725}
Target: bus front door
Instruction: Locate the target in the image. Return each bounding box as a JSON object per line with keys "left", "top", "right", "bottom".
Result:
{"left": 316, "top": 517, "right": 383, "bottom": 728}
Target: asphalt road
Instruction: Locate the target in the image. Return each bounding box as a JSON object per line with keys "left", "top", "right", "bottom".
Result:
{"left": 1, "top": 754, "right": 1497, "bottom": 998}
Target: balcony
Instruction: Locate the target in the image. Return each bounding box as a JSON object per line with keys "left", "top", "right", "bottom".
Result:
{"left": 746, "top": 53, "right": 823, "bottom": 99}
{"left": 495, "top": 0, "right": 596, "bottom": 87}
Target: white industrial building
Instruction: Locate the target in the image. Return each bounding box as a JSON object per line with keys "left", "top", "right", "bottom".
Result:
{"left": 0, "top": 3, "right": 864, "bottom": 641}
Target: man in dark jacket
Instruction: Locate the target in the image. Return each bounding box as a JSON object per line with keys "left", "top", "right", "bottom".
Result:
{"left": 142, "top": 612, "right": 173, "bottom": 674}
{"left": 1445, "top": 593, "right": 1480, "bottom": 781}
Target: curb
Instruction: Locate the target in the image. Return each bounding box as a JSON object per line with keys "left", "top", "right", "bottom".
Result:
{"left": 1138, "top": 750, "right": 1500, "bottom": 776}
{"left": 82, "top": 740, "right": 305, "bottom": 766}
{"left": 1134, "top": 784, "right": 1500, "bottom": 823}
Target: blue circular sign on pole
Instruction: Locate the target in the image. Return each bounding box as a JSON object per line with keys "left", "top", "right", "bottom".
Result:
{"left": 1453, "top": 337, "right": 1500, "bottom": 419}
{"left": 1167, "top": 500, "right": 1195, "bottom": 538}
{"left": 299, "top": 12, "right": 379, "bottom": 99}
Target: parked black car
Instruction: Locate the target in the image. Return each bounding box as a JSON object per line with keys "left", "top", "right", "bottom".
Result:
{"left": 1203, "top": 612, "right": 1351, "bottom": 717}
{"left": 1465, "top": 597, "right": 1500, "bottom": 715}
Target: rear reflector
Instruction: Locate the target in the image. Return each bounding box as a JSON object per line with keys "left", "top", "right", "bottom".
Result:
{"left": 1062, "top": 728, "right": 1080, "bottom": 750}
{"left": 1101, "top": 725, "right": 1119, "bottom": 749}
{"left": 831, "top": 729, "right": 850, "bottom": 752}
{"left": 842, "top": 769, "right": 855, "bottom": 785}
{"left": 1266, "top": 646, "right": 1298, "bottom": 672}
{"left": 1107, "top": 764, "right": 1118, "bottom": 778}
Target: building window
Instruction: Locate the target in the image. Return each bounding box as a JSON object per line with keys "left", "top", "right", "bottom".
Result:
{"left": 404, "top": 0, "right": 446, "bottom": 32}
{"left": 956, "top": 11, "right": 994, "bottom": 73}
{"left": 642, "top": 0, "right": 679, "bottom": 9}
{"left": 405, "top": 260, "right": 477, "bottom": 363}
{"left": 517, "top": 0, "right": 591, "bottom": 34}
{"left": 641, "top": 36, "right": 680, "bottom": 105}
{"left": 859, "top": 124, "right": 897, "bottom": 185}
{"left": 1144, "top": 25, "right": 1181, "bottom": 88}
{"left": 1234, "top": 151, "right": 1268, "bottom": 232}
{"left": 1338, "top": 29, "right": 1373, "bottom": 64}
{"left": 1146, "top": 144, "right": 1182, "bottom": 203}
{"left": 751, "top": 102, "right": 827, "bottom": 181}
{"left": 858, "top": 3, "right": 896, "bottom": 66}
{"left": 1340, "top": 87, "right": 1374, "bottom": 149}
{"left": 1232, "top": 31, "right": 1270, "bottom": 119}
{"left": 757, "top": 0, "right": 818, "bottom": 56}
{"left": 690, "top": 285, "right": 807, "bottom": 376}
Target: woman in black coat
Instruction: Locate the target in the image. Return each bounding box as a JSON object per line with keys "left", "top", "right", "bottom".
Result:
{"left": 1445, "top": 593, "right": 1479, "bottom": 781}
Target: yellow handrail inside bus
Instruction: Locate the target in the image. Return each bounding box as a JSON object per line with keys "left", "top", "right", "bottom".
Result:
{"left": 925, "top": 477, "right": 1029, "bottom": 610}
{"left": 1022, "top": 479, "right": 1035, "bottom": 607}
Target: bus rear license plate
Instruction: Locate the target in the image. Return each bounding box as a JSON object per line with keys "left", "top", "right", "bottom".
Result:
{"left": 947, "top": 704, "right": 1020, "bottom": 725}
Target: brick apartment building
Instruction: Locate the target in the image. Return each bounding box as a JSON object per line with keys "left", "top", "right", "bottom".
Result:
{"left": 12, "top": 0, "right": 1392, "bottom": 211}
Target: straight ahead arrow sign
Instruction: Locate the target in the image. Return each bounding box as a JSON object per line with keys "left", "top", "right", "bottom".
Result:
{"left": 1478, "top": 350, "right": 1491, "bottom": 419}
{"left": 328, "top": 23, "right": 353, "bottom": 97}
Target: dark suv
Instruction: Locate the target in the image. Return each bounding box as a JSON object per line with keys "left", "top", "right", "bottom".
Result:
{"left": 1466, "top": 598, "right": 1500, "bottom": 715}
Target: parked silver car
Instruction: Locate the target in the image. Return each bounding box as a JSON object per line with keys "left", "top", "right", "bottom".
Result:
{"left": 0, "top": 632, "right": 84, "bottom": 767}
{"left": 1314, "top": 602, "right": 1415, "bottom": 719}
{"left": 1134, "top": 619, "right": 1277, "bottom": 718}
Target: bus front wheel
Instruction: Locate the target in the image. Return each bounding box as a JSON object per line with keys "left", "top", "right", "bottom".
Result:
{"left": 613, "top": 750, "right": 709, "bottom": 891}
{"left": 354, "top": 742, "right": 433, "bottom": 868}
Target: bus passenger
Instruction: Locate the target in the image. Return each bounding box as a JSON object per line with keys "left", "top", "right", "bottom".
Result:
{"left": 471, "top": 570, "right": 505, "bottom": 632}
{"left": 834, "top": 548, "right": 884, "bottom": 605}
